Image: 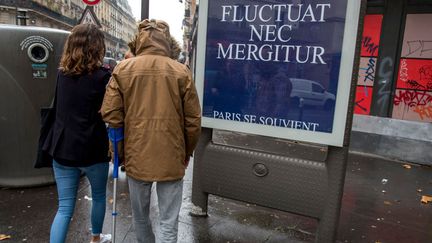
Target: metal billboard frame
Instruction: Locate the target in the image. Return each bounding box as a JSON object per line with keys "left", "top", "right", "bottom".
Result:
{"left": 191, "top": 0, "right": 366, "bottom": 242}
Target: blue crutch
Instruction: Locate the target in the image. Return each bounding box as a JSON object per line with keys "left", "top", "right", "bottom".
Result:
{"left": 108, "top": 127, "right": 124, "bottom": 243}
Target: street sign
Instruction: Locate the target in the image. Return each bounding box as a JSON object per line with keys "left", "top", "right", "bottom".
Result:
{"left": 83, "top": 0, "right": 101, "bottom": 5}
{"left": 195, "top": 0, "right": 361, "bottom": 146}
{"left": 78, "top": 6, "right": 102, "bottom": 28}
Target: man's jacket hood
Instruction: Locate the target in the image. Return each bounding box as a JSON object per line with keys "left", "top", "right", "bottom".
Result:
{"left": 132, "top": 19, "right": 171, "bottom": 57}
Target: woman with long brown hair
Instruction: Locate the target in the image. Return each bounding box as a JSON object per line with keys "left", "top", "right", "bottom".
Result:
{"left": 44, "top": 24, "right": 111, "bottom": 243}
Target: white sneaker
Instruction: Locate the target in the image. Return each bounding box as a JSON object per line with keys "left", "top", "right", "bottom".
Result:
{"left": 90, "top": 233, "right": 112, "bottom": 243}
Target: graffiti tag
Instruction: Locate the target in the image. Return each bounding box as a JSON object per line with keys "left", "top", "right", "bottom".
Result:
{"left": 406, "top": 79, "right": 426, "bottom": 90}
{"left": 393, "top": 90, "right": 432, "bottom": 107}
{"left": 419, "top": 65, "right": 432, "bottom": 82}
{"left": 355, "top": 98, "right": 368, "bottom": 113}
{"left": 362, "top": 36, "right": 379, "bottom": 56}
{"left": 360, "top": 57, "right": 376, "bottom": 84}
{"left": 413, "top": 105, "right": 432, "bottom": 120}
{"left": 399, "top": 59, "right": 409, "bottom": 82}
{"left": 376, "top": 57, "right": 393, "bottom": 114}
{"left": 405, "top": 40, "right": 432, "bottom": 57}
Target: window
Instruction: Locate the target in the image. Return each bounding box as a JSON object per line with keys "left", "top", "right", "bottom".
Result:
{"left": 392, "top": 14, "right": 432, "bottom": 122}
{"left": 354, "top": 14, "right": 383, "bottom": 115}
{"left": 312, "top": 83, "right": 324, "bottom": 93}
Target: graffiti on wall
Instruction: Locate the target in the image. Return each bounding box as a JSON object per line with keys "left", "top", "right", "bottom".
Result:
{"left": 404, "top": 40, "right": 432, "bottom": 58}
{"left": 401, "top": 14, "right": 432, "bottom": 60}
{"left": 393, "top": 14, "right": 432, "bottom": 122}
{"left": 355, "top": 14, "right": 383, "bottom": 115}
{"left": 360, "top": 15, "right": 383, "bottom": 57}
{"left": 356, "top": 57, "right": 376, "bottom": 115}
{"left": 393, "top": 89, "right": 432, "bottom": 121}
{"left": 355, "top": 86, "right": 373, "bottom": 114}
{"left": 376, "top": 57, "right": 394, "bottom": 115}
{"left": 397, "top": 59, "right": 432, "bottom": 90}
{"left": 358, "top": 57, "right": 377, "bottom": 87}
{"left": 393, "top": 59, "right": 432, "bottom": 122}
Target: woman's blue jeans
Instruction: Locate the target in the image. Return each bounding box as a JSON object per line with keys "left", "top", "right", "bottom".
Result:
{"left": 50, "top": 160, "right": 109, "bottom": 243}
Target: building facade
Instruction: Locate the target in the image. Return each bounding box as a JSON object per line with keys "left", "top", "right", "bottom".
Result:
{"left": 181, "top": 0, "right": 197, "bottom": 65}
{"left": 93, "top": 0, "right": 136, "bottom": 57}
{"left": 184, "top": 0, "right": 432, "bottom": 165}
{"left": 0, "top": 0, "right": 137, "bottom": 59}
{"left": 349, "top": 0, "right": 432, "bottom": 165}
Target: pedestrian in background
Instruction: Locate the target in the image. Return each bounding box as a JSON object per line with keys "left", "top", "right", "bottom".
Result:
{"left": 124, "top": 50, "right": 134, "bottom": 60}
{"left": 43, "top": 24, "right": 111, "bottom": 243}
{"left": 101, "top": 19, "right": 201, "bottom": 243}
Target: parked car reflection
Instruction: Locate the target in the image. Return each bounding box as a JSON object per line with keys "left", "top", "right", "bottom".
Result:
{"left": 289, "top": 78, "right": 335, "bottom": 110}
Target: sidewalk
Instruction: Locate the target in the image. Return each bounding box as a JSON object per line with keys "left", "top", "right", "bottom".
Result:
{"left": 0, "top": 152, "right": 431, "bottom": 242}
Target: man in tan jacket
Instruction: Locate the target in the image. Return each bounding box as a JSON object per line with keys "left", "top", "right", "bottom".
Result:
{"left": 101, "top": 19, "right": 201, "bottom": 243}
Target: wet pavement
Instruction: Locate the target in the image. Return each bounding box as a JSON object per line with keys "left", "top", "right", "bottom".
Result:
{"left": 0, "top": 152, "right": 431, "bottom": 243}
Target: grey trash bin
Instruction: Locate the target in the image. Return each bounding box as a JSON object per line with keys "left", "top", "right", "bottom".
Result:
{"left": 0, "top": 25, "right": 69, "bottom": 187}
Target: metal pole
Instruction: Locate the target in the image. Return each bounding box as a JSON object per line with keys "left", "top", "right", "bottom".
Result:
{"left": 190, "top": 128, "right": 212, "bottom": 217}
{"left": 111, "top": 137, "right": 119, "bottom": 243}
{"left": 112, "top": 178, "right": 117, "bottom": 243}
{"left": 141, "top": 0, "right": 149, "bottom": 20}
{"left": 316, "top": 1, "right": 366, "bottom": 241}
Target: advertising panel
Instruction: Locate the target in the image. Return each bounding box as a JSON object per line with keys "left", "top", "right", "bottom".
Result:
{"left": 196, "top": 0, "right": 361, "bottom": 146}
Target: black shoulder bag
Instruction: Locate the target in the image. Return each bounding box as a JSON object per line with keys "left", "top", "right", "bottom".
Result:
{"left": 34, "top": 82, "right": 57, "bottom": 168}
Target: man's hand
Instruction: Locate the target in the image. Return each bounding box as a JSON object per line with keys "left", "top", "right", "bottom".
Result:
{"left": 109, "top": 140, "right": 124, "bottom": 165}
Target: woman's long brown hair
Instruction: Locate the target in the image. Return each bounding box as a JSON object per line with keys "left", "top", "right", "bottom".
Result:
{"left": 59, "top": 24, "right": 105, "bottom": 75}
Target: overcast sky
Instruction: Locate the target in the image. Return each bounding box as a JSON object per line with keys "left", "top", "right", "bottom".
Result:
{"left": 128, "top": 0, "right": 184, "bottom": 44}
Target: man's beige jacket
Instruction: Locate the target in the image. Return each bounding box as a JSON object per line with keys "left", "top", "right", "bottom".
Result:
{"left": 101, "top": 20, "right": 201, "bottom": 182}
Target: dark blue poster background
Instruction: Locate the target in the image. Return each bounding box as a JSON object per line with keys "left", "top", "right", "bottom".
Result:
{"left": 203, "top": 0, "right": 348, "bottom": 133}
